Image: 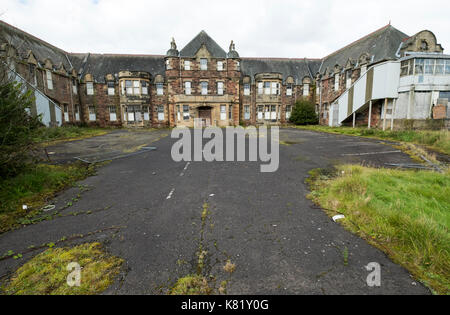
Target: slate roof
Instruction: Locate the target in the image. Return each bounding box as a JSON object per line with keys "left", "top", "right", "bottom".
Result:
{"left": 179, "top": 30, "right": 227, "bottom": 58}
{"left": 241, "top": 58, "right": 321, "bottom": 83}
{"left": 1, "top": 20, "right": 414, "bottom": 84}
{"left": 0, "top": 20, "right": 72, "bottom": 70}
{"left": 69, "top": 53, "right": 166, "bottom": 83}
{"left": 320, "top": 25, "right": 409, "bottom": 74}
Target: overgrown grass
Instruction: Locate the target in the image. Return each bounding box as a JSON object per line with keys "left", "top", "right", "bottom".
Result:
{"left": 170, "top": 275, "right": 214, "bottom": 295}
{"left": 33, "top": 126, "right": 111, "bottom": 146}
{"left": 296, "top": 126, "right": 450, "bottom": 155}
{"left": 0, "top": 163, "right": 96, "bottom": 234}
{"left": 308, "top": 165, "right": 450, "bottom": 295}
{"left": 2, "top": 243, "right": 123, "bottom": 295}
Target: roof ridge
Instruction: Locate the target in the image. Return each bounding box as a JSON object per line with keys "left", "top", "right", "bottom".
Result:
{"left": 73, "top": 53, "right": 165, "bottom": 57}
{"left": 242, "top": 57, "right": 321, "bottom": 61}
{"left": 322, "top": 24, "right": 391, "bottom": 60}
{"left": 0, "top": 19, "right": 69, "bottom": 55}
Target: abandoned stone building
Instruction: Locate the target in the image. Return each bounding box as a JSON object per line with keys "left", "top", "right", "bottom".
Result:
{"left": 0, "top": 20, "right": 449, "bottom": 129}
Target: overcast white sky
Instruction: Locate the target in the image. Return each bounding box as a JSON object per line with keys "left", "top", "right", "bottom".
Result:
{"left": 1, "top": 0, "right": 449, "bottom": 58}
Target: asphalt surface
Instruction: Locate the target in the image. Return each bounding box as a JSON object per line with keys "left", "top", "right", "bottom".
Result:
{"left": 0, "top": 128, "right": 430, "bottom": 295}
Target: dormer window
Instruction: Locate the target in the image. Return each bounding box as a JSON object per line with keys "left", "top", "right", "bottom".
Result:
{"left": 217, "top": 61, "right": 224, "bottom": 71}
{"left": 200, "top": 59, "right": 208, "bottom": 71}
{"left": 303, "top": 83, "right": 310, "bottom": 96}
{"left": 244, "top": 84, "right": 250, "bottom": 96}
{"left": 184, "top": 60, "right": 191, "bottom": 71}
{"left": 346, "top": 70, "right": 352, "bottom": 89}
{"left": 107, "top": 82, "right": 115, "bottom": 95}
{"left": 421, "top": 40, "right": 428, "bottom": 51}
{"left": 156, "top": 83, "right": 164, "bottom": 95}
{"left": 46, "top": 70, "right": 53, "bottom": 90}
{"left": 86, "top": 82, "right": 94, "bottom": 95}
{"left": 72, "top": 78, "right": 77, "bottom": 94}
{"left": 286, "top": 84, "right": 293, "bottom": 96}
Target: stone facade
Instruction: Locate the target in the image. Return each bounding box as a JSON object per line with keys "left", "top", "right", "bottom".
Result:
{"left": 1, "top": 21, "right": 447, "bottom": 129}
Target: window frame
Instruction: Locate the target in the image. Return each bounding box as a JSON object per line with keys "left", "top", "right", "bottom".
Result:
{"left": 200, "top": 58, "right": 208, "bottom": 71}
{"left": 86, "top": 82, "right": 94, "bottom": 95}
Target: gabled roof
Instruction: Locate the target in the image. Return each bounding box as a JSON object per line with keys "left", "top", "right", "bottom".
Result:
{"left": 320, "top": 25, "right": 409, "bottom": 74}
{"left": 241, "top": 58, "right": 321, "bottom": 83}
{"left": 0, "top": 19, "right": 72, "bottom": 70}
{"left": 69, "top": 53, "right": 165, "bottom": 83}
{"left": 179, "top": 30, "right": 227, "bottom": 58}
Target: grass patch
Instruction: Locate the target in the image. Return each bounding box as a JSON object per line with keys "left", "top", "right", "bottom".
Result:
{"left": 2, "top": 243, "right": 123, "bottom": 295}
{"left": 296, "top": 125, "right": 450, "bottom": 156}
{"left": 0, "top": 163, "right": 96, "bottom": 234}
{"left": 34, "top": 126, "right": 111, "bottom": 146}
{"left": 169, "top": 275, "right": 213, "bottom": 295}
{"left": 308, "top": 165, "right": 450, "bottom": 295}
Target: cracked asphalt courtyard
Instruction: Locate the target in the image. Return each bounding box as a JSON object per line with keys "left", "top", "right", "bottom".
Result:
{"left": 0, "top": 128, "right": 431, "bottom": 295}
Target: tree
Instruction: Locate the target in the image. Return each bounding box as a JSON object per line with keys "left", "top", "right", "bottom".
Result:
{"left": 289, "top": 99, "right": 319, "bottom": 125}
{"left": 0, "top": 79, "right": 42, "bottom": 178}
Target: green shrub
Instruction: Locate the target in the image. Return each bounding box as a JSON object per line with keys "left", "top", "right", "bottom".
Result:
{"left": 289, "top": 99, "right": 319, "bottom": 126}
{"left": 0, "top": 81, "right": 41, "bottom": 178}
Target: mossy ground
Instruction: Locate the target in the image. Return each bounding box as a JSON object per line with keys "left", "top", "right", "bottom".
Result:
{"left": 2, "top": 243, "right": 123, "bottom": 295}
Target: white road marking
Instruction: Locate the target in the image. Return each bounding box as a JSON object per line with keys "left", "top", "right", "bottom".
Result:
{"left": 342, "top": 150, "right": 401, "bottom": 156}
{"left": 180, "top": 162, "right": 191, "bottom": 177}
{"left": 166, "top": 189, "right": 175, "bottom": 200}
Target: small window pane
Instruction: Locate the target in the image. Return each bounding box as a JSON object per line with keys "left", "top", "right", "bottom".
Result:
{"left": 415, "top": 59, "right": 424, "bottom": 75}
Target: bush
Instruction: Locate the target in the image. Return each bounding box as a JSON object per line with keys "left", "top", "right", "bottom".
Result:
{"left": 0, "top": 81, "right": 42, "bottom": 178}
{"left": 289, "top": 99, "right": 319, "bottom": 125}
